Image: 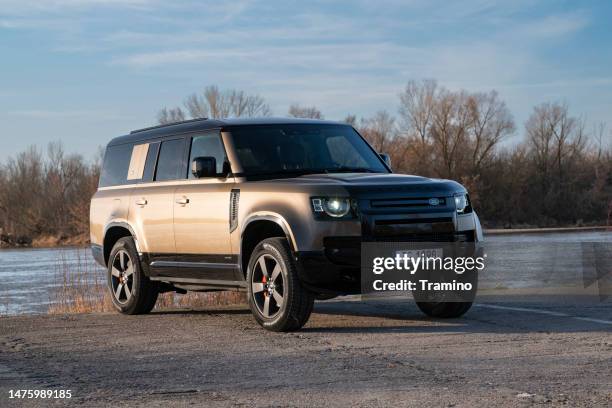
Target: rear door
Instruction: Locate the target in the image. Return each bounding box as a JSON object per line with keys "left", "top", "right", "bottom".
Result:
{"left": 128, "top": 137, "right": 187, "bottom": 276}
{"left": 173, "top": 130, "right": 237, "bottom": 281}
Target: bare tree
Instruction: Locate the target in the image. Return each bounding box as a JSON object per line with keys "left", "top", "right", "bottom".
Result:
{"left": 0, "top": 142, "right": 100, "bottom": 246}
{"left": 399, "top": 79, "right": 438, "bottom": 143}
{"left": 157, "top": 85, "right": 272, "bottom": 124}
{"left": 358, "top": 111, "right": 397, "bottom": 152}
{"left": 343, "top": 114, "right": 357, "bottom": 127}
{"left": 288, "top": 104, "right": 324, "bottom": 119}
{"left": 466, "top": 91, "right": 515, "bottom": 173}
{"left": 525, "top": 102, "right": 588, "bottom": 223}
{"left": 397, "top": 80, "right": 515, "bottom": 179}
{"left": 157, "top": 107, "right": 186, "bottom": 125}
{"left": 159, "top": 86, "right": 272, "bottom": 124}
{"left": 397, "top": 80, "right": 439, "bottom": 175}
{"left": 228, "top": 89, "right": 272, "bottom": 118}
{"left": 526, "top": 102, "right": 586, "bottom": 182}
{"left": 429, "top": 90, "right": 473, "bottom": 178}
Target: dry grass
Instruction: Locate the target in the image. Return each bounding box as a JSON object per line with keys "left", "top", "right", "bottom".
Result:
{"left": 155, "top": 290, "right": 246, "bottom": 309}
{"left": 48, "top": 249, "right": 246, "bottom": 314}
{"left": 48, "top": 249, "right": 111, "bottom": 314}
{"left": 31, "top": 233, "right": 90, "bottom": 248}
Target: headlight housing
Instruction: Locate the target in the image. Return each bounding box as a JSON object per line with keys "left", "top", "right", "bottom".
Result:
{"left": 454, "top": 193, "right": 471, "bottom": 214}
{"left": 311, "top": 197, "right": 354, "bottom": 219}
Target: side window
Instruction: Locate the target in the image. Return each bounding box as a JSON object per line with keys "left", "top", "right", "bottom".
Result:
{"left": 155, "top": 138, "right": 185, "bottom": 181}
{"left": 188, "top": 132, "right": 226, "bottom": 178}
{"left": 99, "top": 144, "right": 133, "bottom": 187}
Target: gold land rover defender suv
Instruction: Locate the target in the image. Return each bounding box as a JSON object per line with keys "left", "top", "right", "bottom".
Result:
{"left": 90, "top": 118, "right": 483, "bottom": 331}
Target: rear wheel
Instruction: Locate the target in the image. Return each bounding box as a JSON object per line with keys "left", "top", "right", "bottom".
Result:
{"left": 108, "top": 237, "right": 158, "bottom": 315}
{"left": 247, "top": 238, "right": 314, "bottom": 332}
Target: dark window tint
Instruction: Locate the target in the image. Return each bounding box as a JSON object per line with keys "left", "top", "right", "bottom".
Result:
{"left": 230, "top": 124, "right": 388, "bottom": 177}
{"left": 155, "top": 139, "right": 185, "bottom": 181}
{"left": 188, "top": 133, "right": 226, "bottom": 178}
{"left": 142, "top": 142, "right": 160, "bottom": 182}
{"left": 326, "top": 136, "right": 369, "bottom": 168}
{"left": 99, "top": 144, "right": 133, "bottom": 187}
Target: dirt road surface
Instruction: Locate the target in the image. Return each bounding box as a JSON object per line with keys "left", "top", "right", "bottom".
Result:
{"left": 1, "top": 298, "right": 611, "bottom": 407}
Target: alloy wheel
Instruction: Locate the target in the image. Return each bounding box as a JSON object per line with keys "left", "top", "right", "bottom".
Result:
{"left": 251, "top": 254, "right": 285, "bottom": 318}
{"left": 110, "top": 249, "right": 135, "bottom": 304}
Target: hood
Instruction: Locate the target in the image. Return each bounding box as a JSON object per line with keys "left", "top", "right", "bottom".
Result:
{"left": 252, "top": 172, "right": 466, "bottom": 197}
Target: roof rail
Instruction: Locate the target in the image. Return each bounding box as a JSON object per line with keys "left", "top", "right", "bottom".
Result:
{"left": 130, "top": 117, "right": 209, "bottom": 134}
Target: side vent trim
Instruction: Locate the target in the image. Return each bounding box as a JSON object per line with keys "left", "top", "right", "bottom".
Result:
{"left": 229, "top": 189, "right": 240, "bottom": 233}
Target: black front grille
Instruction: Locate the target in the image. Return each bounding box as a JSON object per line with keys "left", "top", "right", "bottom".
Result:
{"left": 364, "top": 232, "right": 474, "bottom": 242}
{"left": 375, "top": 217, "right": 453, "bottom": 226}
{"left": 370, "top": 197, "right": 447, "bottom": 209}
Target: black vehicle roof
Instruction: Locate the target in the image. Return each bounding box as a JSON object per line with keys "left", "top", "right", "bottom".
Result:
{"left": 108, "top": 117, "right": 349, "bottom": 146}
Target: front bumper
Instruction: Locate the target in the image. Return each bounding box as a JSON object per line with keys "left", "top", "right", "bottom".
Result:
{"left": 295, "top": 230, "right": 479, "bottom": 295}
{"left": 295, "top": 191, "right": 483, "bottom": 294}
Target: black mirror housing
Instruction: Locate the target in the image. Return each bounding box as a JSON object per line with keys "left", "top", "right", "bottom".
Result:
{"left": 191, "top": 156, "right": 217, "bottom": 178}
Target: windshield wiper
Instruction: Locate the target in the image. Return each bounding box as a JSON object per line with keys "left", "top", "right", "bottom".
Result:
{"left": 326, "top": 167, "right": 382, "bottom": 174}
{"left": 247, "top": 168, "right": 330, "bottom": 178}
{"left": 246, "top": 167, "right": 383, "bottom": 179}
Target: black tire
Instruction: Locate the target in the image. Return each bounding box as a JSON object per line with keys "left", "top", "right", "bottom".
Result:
{"left": 246, "top": 238, "right": 314, "bottom": 332}
{"left": 415, "top": 301, "right": 473, "bottom": 318}
{"left": 414, "top": 265, "right": 477, "bottom": 318}
{"left": 107, "top": 237, "right": 159, "bottom": 315}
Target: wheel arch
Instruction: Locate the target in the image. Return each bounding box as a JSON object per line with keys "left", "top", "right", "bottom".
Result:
{"left": 103, "top": 222, "right": 140, "bottom": 266}
{"left": 240, "top": 214, "right": 296, "bottom": 278}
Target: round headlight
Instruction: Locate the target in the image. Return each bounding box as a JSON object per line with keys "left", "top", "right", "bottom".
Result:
{"left": 323, "top": 198, "right": 351, "bottom": 218}
{"left": 454, "top": 194, "right": 468, "bottom": 213}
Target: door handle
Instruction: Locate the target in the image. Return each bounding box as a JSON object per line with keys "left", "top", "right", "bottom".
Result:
{"left": 175, "top": 197, "right": 190, "bottom": 205}
{"left": 135, "top": 198, "right": 148, "bottom": 206}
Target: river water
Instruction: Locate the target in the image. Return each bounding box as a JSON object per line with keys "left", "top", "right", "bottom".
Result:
{"left": 0, "top": 231, "right": 610, "bottom": 315}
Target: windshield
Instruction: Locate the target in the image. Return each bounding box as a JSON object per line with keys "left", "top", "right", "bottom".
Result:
{"left": 229, "top": 124, "right": 389, "bottom": 178}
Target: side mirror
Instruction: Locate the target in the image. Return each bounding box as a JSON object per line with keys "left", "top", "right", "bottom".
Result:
{"left": 379, "top": 153, "right": 392, "bottom": 169}
{"left": 191, "top": 156, "right": 217, "bottom": 178}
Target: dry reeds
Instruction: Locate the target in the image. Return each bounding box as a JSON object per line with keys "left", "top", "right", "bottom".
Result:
{"left": 48, "top": 249, "right": 246, "bottom": 314}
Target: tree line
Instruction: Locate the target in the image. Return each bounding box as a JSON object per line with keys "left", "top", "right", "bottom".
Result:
{"left": 159, "top": 82, "right": 612, "bottom": 228}
{"left": 0, "top": 81, "right": 610, "bottom": 246}
{"left": 0, "top": 143, "right": 100, "bottom": 246}
{"left": 353, "top": 81, "right": 611, "bottom": 228}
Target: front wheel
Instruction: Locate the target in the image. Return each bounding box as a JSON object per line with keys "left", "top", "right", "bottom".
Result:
{"left": 246, "top": 238, "right": 314, "bottom": 332}
{"left": 107, "top": 237, "right": 159, "bottom": 315}
{"left": 415, "top": 301, "right": 473, "bottom": 318}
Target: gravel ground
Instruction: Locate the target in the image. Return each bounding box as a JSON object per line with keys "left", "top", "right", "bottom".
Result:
{"left": 1, "top": 298, "right": 611, "bottom": 407}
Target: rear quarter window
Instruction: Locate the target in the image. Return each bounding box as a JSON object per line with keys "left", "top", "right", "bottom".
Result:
{"left": 99, "top": 144, "right": 133, "bottom": 187}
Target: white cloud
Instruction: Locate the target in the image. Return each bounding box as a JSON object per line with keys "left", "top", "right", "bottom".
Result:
{"left": 517, "top": 12, "right": 590, "bottom": 39}
{"left": 1, "top": 0, "right": 607, "bottom": 134}
{"left": 0, "top": 0, "right": 158, "bottom": 14}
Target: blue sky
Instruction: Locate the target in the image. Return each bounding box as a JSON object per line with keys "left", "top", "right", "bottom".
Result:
{"left": 1, "top": 0, "right": 611, "bottom": 160}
